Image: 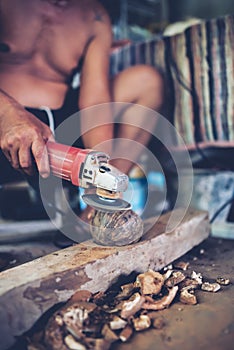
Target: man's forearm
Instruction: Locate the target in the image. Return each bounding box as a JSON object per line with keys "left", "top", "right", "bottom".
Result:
{"left": 79, "top": 92, "right": 115, "bottom": 155}
{"left": 0, "top": 89, "right": 21, "bottom": 139}
{"left": 0, "top": 88, "right": 18, "bottom": 115}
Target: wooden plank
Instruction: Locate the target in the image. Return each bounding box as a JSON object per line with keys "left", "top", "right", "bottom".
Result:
{"left": 0, "top": 209, "right": 209, "bottom": 350}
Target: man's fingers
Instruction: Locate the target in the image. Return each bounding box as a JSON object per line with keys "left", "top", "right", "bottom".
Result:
{"left": 48, "top": 133, "right": 55, "bottom": 142}
{"left": 1, "top": 139, "right": 19, "bottom": 168}
{"left": 2, "top": 150, "right": 12, "bottom": 163}
{"left": 9, "top": 148, "right": 20, "bottom": 169}
{"left": 31, "top": 139, "right": 50, "bottom": 178}
{"left": 18, "top": 145, "right": 34, "bottom": 175}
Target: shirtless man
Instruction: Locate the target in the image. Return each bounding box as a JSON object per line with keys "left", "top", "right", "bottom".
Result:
{"left": 0, "top": 0, "right": 163, "bottom": 182}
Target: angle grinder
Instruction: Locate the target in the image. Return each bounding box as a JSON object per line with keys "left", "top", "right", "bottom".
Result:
{"left": 47, "top": 141, "right": 131, "bottom": 212}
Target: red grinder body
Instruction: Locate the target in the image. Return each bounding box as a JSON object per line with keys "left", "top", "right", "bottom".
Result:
{"left": 47, "top": 141, "right": 90, "bottom": 187}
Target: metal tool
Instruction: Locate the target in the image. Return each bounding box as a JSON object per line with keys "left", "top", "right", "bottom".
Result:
{"left": 47, "top": 141, "right": 131, "bottom": 212}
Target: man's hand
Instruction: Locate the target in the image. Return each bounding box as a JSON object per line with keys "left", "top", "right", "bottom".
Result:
{"left": 0, "top": 98, "right": 54, "bottom": 178}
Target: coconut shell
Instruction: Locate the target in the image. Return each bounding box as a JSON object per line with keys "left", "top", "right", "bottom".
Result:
{"left": 89, "top": 209, "right": 144, "bottom": 246}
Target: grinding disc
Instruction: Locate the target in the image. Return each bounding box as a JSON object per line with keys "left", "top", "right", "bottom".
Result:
{"left": 82, "top": 194, "right": 131, "bottom": 212}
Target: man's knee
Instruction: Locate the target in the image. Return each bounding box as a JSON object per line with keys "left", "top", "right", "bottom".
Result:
{"left": 134, "top": 65, "right": 163, "bottom": 92}
{"left": 131, "top": 65, "right": 164, "bottom": 108}
{"left": 112, "top": 64, "right": 164, "bottom": 109}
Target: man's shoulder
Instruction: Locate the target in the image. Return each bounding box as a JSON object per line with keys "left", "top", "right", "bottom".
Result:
{"left": 71, "top": 0, "right": 111, "bottom": 33}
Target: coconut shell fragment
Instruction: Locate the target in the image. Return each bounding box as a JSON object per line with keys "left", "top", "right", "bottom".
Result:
{"left": 109, "top": 316, "right": 127, "bottom": 330}
{"left": 165, "top": 271, "right": 186, "bottom": 288}
{"left": 191, "top": 271, "right": 203, "bottom": 285}
{"left": 174, "top": 261, "right": 190, "bottom": 271}
{"left": 134, "top": 270, "right": 164, "bottom": 295}
{"left": 101, "top": 324, "right": 119, "bottom": 343}
{"left": 142, "top": 286, "right": 179, "bottom": 311}
{"left": 64, "top": 335, "right": 86, "bottom": 350}
{"left": 179, "top": 289, "right": 197, "bottom": 305}
{"left": 216, "top": 277, "right": 230, "bottom": 285}
{"left": 115, "top": 283, "right": 135, "bottom": 301}
{"left": 68, "top": 290, "right": 92, "bottom": 304}
{"left": 179, "top": 278, "right": 200, "bottom": 290}
{"left": 89, "top": 209, "right": 144, "bottom": 246}
{"left": 119, "top": 325, "right": 133, "bottom": 342}
{"left": 132, "top": 314, "right": 151, "bottom": 331}
{"left": 120, "top": 293, "right": 146, "bottom": 319}
{"left": 201, "top": 282, "right": 221, "bottom": 292}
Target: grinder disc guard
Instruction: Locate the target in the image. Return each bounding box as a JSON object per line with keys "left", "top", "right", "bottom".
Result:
{"left": 82, "top": 194, "right": 131, "bottom": 212}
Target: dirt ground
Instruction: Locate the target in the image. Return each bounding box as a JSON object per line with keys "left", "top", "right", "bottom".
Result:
{"left": 112, "top": 237, "right": 234, "bottom": 350}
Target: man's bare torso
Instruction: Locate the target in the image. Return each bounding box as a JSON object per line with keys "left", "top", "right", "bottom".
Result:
{"left": 0, "top": 0, "right": 109, "bottom": 108}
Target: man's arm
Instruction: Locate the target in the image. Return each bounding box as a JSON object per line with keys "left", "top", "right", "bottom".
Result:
{"left": 79, "top": 5, "right": 114, "bottom": 153}
{"left": 0, "top": 90, "right": 54, "bottom": 177}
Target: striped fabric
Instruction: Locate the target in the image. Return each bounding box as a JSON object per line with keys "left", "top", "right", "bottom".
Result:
{"left": 110, "top": 14, "right": 234, "bottom": 147}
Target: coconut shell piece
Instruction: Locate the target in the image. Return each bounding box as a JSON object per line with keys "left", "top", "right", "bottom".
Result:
{"left": 179, "top": 278, "right": 200, "bottom": 291}
{"left": 44, "top": 301, "right": 98, "bottom": 349}
{"left": 142, "top": 286, "right": 179, "bottom": 311}
{"left": 179, "top": 289, "right": 197, "bottom": 305}
{"left": 163, "top": 269, "right": 173, "bottom": 281}
{"left": 191, "top": 271, "right": 203, "bottom": 285}
{"left": 68, "top": 290, "right": 92, "bottom": 304}
{"left": 64, "top": 335, "right": 86, "bottom": 350}
{"left": 89, "top": 209, "right": 144, "bottom": 246}
{"left": 134, "top": 270, "right": 164, "bottom": 295}
{"left": 216, "top": 277, "right": 230, "bottom": 285}
{"left": 101, "top": 324, "right": 119, "bottom": 343}
{"left": 120, "top": 293, "right": 145, "bottom": 319}
{"left": 115, "top": 283, "right": 136, "bottom": 301}
{"left": 201, "top": 282, "right": 221, "bottom": 292}
{"left": 109, "top": 316, "right": 127, "bottom": 330}
{"left": 174, "top": 261, "right": 190, "bottom": 271}
{"left": 63, "top": 302, "right": 97, "bottom": 330}
{"left": 165, "top": 271, "right": 186, "bottom": 288}
{"left": 119, "top": 325, "right": 133, "bottom": 342}
{"left": 44, "top": 321, "right": 68, "bottom": 350}
{"left": 132, "top": 314, "right": 151, "bottom": 331}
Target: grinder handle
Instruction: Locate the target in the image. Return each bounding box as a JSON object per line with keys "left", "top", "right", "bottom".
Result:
{"left": 47, "top": 141, "right": 89, "bottom": 186}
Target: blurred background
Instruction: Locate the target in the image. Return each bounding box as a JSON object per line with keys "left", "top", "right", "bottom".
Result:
{"left": 101, "top": 0, "right": 234, "bottom": 40}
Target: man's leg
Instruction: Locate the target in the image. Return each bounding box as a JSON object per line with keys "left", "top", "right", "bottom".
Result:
{"left": 110, "top": 64, "right": 164, "bottom": 174}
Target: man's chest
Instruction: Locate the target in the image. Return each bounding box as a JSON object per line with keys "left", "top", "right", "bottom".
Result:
{"left": 0, "top": 5, "right": 91, "bottom": 77}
